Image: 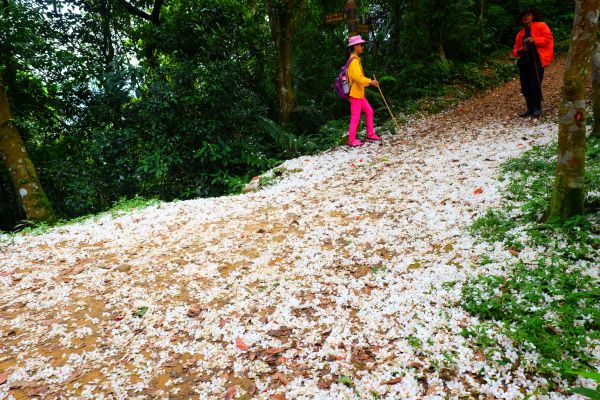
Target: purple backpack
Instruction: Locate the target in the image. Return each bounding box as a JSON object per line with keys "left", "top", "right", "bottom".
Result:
{"left": 333, "top": 57, "right": 357, "bottom": 100}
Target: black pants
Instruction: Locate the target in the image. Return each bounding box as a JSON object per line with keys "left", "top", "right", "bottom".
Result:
{"left": 518, "top": 51, "right": 544, "bottom": 106}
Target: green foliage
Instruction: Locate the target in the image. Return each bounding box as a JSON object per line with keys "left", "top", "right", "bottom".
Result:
{"left": 464, "top": 136, "right": 600, "bottom": 382}
{"left": 568, "top": 370, "right": 600, "bottom": 400}
{"left": 470, "top": 209, "right": 518, "bottom": 243}
{"left": 463, "top": 259, "right": 599, "bottom": 375}
{"left": 472, "top": 137, "right": 600, "bottom": 250}
{"left": 108, "top": 196, "right": 161, "bottom": 216}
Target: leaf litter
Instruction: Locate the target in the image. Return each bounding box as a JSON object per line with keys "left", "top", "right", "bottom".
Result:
{"left": 0, "top": 60, "right": 592, "bottom": 399}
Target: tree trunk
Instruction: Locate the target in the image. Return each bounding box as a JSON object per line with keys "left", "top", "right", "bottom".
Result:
{"left": 100, "top": 0, "right": 115, "bottom": 66}
{"left": 346, "top": 0, "right": 358, "bottom": 37}
{"left": 435, "top": 36, "right": 447, "bottom": 64}
{"left": 266, "top": 0, "right": 306, "bottom": 126}
{"left": 430, "top": 0, "right": 448, "bottom": 63}
{"left": 547, "top": 1, "right": 600, "bottom": 221}
{"left": 275, "top": 29, "right": 295, "bottom": 126}
{"left": 0, "top": 72, "right": 56, "bottom": 224}
{"left": 479, "top": 0, "right": 485, "bottom": 23}
{"left": 593, "top": 38, "right": 600, "bottom": 137}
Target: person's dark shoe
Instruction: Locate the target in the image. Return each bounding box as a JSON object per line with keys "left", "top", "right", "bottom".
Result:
{"left": 520, "top": 96, "right": 533, "bottom": 118}
{"left": 520, "top": 109, "right": 533, "bottom": 118}
{"left": 532, "top": 108, "right": 542, "bottom": 118}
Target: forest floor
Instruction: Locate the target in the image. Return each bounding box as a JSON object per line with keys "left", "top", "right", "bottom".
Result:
{"left": 0, "top": 59, "right": 594, "bottom": 399}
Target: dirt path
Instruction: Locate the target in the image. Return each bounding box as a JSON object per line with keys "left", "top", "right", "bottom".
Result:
{"left": 0, "top": 61, "right": 576, "bottom": 399}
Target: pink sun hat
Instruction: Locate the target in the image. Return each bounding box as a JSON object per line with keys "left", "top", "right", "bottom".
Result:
{"left": 348, "top": 35, "right": 366, "bottom": 47}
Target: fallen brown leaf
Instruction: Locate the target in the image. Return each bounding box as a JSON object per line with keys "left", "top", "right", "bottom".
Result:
{"left": 263, "top": 347, "right": 285, "bottom": 355}
{"left": 0, "top": 372, "right": 8, "bottom": 385}
{"left": 223, "top": 386, "right": 236, "bottom": 400}
{"left": 64, "top": 369, "right": 83, "bottom": 384}
{"left": 426, "top": 384, "right": 439, "bottom": 396}
{"left": 9, "top": 380, "right": 38, "bottom": 389}
{"left": 382, "top": 376, "right": 403, "bottom": 385}
{"left": 273, "top": 372, "right": 289, "bottom": 385}
{"left": 267, "top": 327, "right": 289, "bottom": 337}
{"left": 154, "top": 316, "right": 165, "bottom": 328}
{"left": 409, "top": 361, "right": 424, "bottom": 369}
{"left": 236, "top": 336, "right": 249, "bottom": 351}
{"left": 475, "top": 351, "right": 485, "bottom": 361}
{"left": 187, "top": 304, "right": 202, "bottom": 318}
{"left": 317, "top": 378, "right": 333, "bottom": 389}
{"left": 195, "top": 374, "right": 211, "bottom": 383}
{"left": 71, "top": 265, "right": 86, "bottom": 275}
{"left": 25, "top": 384, "right": 50, "bottom": 397}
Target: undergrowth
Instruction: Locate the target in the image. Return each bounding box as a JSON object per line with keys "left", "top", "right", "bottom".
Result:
{"left": 2, "top": 196, "right": 161, "bottom": 238}
{"left": 463, "top": 135, "right": 600, "bottom": 383}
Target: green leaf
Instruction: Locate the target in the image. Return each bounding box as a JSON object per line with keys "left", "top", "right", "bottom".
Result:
{"left": 568, "top": 387, "right": 600, "bottom": 400}
{"left": 337, "top": 375, "right": 353, "bottom": 387}
{"left": 132, "top": 306, "right": 149, "bottom": 318}
{"left": 566, "top": 371, "right": 600, "bottom": 383}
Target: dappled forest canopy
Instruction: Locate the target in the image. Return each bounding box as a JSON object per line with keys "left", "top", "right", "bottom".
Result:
{"left": 0, "top": 0, "right": 575, "bottom": 230}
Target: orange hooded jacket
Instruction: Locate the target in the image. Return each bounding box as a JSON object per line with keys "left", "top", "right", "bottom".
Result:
{"left": 512, "top": 22, "right": 554, "bottom": 67}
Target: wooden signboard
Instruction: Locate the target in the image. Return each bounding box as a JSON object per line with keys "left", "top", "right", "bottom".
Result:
{"left": 324, "top": 12, "right": 345, "bottom": 24}
{"left": 322, "top": 0, "right": 370, "bottom": 37}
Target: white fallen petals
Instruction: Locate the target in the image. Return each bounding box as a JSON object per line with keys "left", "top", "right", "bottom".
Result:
{"left": 0, "top": 115, "right": 589, "bottom": 400}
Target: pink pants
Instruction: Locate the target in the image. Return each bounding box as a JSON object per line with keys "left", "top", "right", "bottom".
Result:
{"left": 348, "top": 97, "right": 375, "bottom": 141}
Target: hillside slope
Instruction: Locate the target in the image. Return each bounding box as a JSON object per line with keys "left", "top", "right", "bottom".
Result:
{"left": 0, "top": 60, "right": 585, "bottom": 399}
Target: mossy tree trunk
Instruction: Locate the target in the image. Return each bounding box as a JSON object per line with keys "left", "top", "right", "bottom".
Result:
{"left": 0, "top": 72, "right": 56, "bottom": 224}
{"left": 592, "top": 38, "right": 600, "bottom": 137}
{"left": 547, "top": 1, "right": 600, "bottom": 220}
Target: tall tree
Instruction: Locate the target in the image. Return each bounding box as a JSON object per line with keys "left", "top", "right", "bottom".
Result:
{"left": 547, "top": 0, "right": 600, "bottom": 220}
{"left": 117, "top": 0, "right": 165, "bottom": 66}
{"left": 266, "top": 0, "right": 307, "bottom": 126}
{"left": 407, "top": 0, "right": 475, "bottom": 63}
{"left": 593, "top": 38, "right": 600, "bottom": 137}
{"left": 0, "top": 72, "right": 56, "bottom": 224}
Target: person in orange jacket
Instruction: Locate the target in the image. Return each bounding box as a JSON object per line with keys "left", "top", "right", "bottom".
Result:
{"left": 346, "top": 35, "right": 381, "bottom": 147}
{"left": 512, "top": 8, "right": 554, "bottom": 118}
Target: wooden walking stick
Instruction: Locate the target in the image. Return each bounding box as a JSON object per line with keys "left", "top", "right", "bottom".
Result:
{"left": 373, "top": 74, "right": 401, "bottom": 132}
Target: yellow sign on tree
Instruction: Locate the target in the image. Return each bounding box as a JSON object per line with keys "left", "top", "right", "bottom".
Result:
{"left": 322, "top": 0, "right": 369, "bottom": 37}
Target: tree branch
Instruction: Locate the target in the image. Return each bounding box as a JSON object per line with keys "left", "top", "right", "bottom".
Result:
{"left": 118, "top": 0, "right": 152, "bottom": 21}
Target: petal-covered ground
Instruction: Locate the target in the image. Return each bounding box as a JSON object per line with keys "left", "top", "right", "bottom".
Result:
{"left": 0, "top": 61, "right": 590, "bottom": 399}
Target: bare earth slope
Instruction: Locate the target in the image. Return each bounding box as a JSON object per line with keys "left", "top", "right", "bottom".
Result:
{"left": 0, "top": 60, "right": 586, "bottom": 399}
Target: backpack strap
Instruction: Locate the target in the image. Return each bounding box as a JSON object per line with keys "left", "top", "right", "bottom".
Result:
{"left": 345, "top": 56, "right": 357, "bottom": 68}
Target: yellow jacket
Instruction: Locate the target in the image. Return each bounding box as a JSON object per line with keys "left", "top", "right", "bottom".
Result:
{"left": 347, "top": 56, "right": 371, "bottom": 99}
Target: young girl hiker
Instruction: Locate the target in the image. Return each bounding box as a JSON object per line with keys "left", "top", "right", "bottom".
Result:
{"left": 346, "top": 35, "right": 381, "bottom": 147}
